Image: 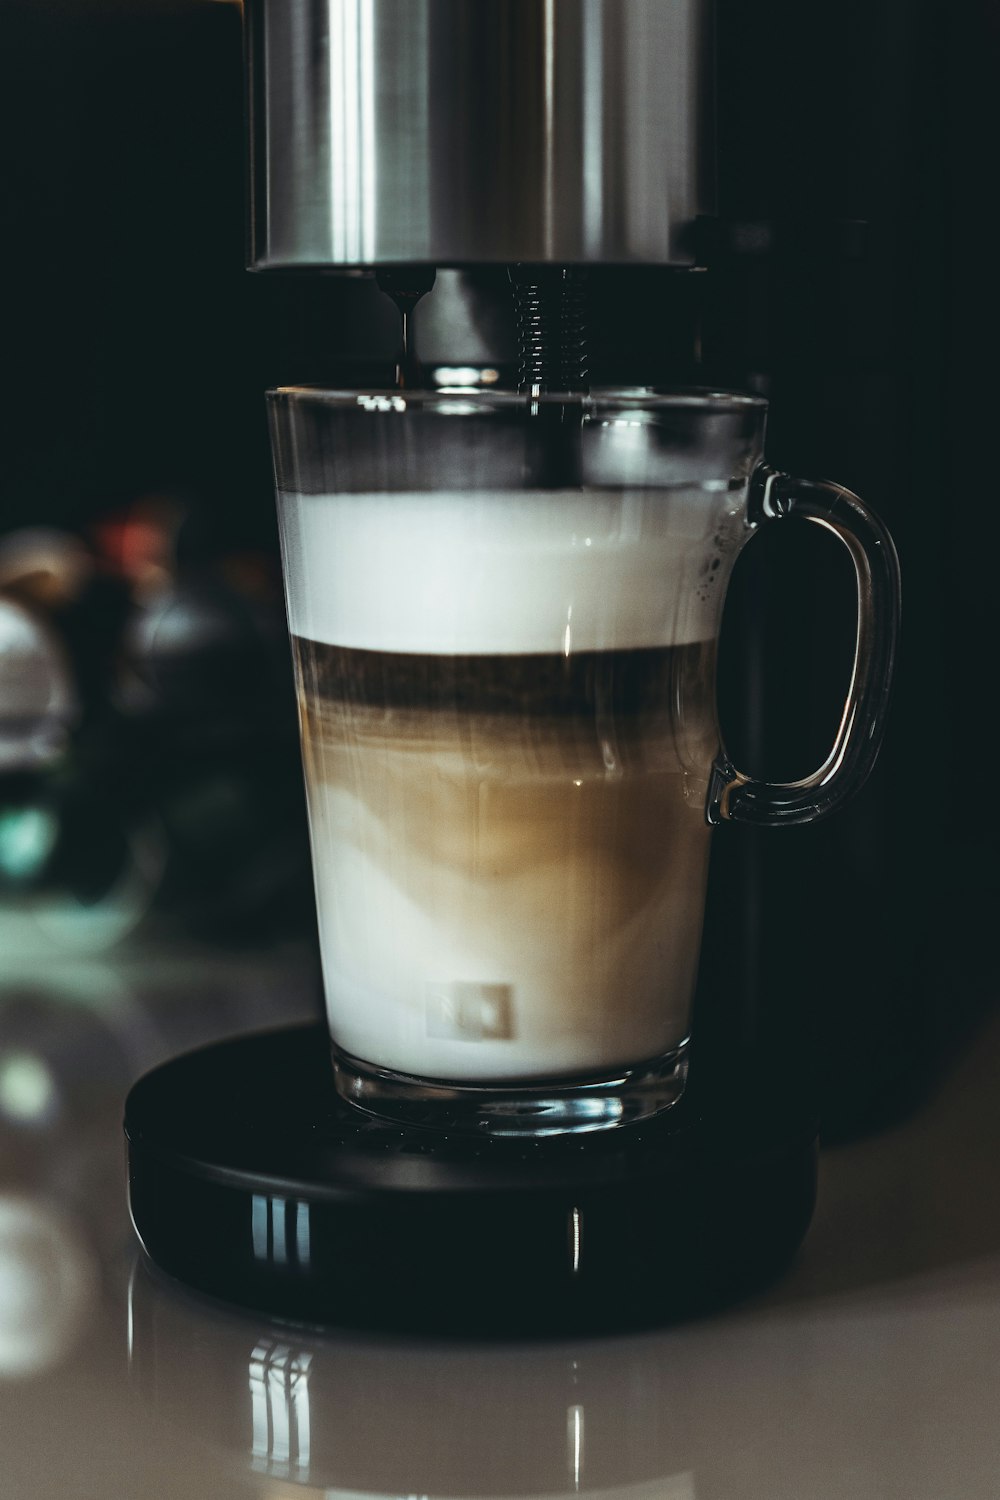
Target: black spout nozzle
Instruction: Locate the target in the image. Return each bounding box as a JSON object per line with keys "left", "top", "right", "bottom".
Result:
{"left": 376, "top": 266, "right": 437, "bottom": 389}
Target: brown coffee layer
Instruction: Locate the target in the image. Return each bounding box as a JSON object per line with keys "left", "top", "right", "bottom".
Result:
{"left": 293, "top": 635, "right": 719, "bottom": 1079}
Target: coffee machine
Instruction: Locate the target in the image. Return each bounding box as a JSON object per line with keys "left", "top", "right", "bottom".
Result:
{"left": 126, "top": 0, "right": 884, "bottom": 1330}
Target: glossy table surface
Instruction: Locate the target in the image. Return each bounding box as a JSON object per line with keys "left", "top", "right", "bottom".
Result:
{"left": 3, "top": 938, "right": 1000, "bottom": 1500}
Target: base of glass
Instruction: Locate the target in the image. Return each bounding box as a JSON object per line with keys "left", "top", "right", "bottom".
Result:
{"left": 331, "top": 1043, "right": 690, "bottom": 1137}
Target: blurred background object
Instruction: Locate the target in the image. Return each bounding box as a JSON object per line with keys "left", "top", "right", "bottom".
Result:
{"left": 0, "top": 1195, "right": 97, "bottom": 1379}
{"left": 0, "top": 495, "right": 312, "bottom": 952}
{"left": 0, "top": 591, "right": 76, "bottom": 773}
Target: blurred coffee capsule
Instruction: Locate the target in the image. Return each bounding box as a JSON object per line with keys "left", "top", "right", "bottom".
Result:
{"left": 0, "top": 597, "right": 76, "bottom": 772}
{"left": 0, "top": 528, "right": 92, "bottom": 612}
{"left": 118, "top": 578, "right": 279, "bottom": 718}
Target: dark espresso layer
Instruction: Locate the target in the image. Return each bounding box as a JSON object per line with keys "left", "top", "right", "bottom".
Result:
{"left": 293, "top": 637, "right": 718, "bottom": 721}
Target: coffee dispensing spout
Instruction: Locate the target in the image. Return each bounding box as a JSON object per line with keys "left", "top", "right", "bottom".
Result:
{"left": 377, "top": 263, "right": 590, "bottom": 396}
{"left": 375, "top": 267, "right": 437, "bottom": 388}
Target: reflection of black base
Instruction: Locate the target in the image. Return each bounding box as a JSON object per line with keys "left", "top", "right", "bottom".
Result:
{"left": 125, "top": 1025, "right": 817, "bottom": 1335}
{"left": 127, "top": 1254, "right": 687, "bottom": 1495}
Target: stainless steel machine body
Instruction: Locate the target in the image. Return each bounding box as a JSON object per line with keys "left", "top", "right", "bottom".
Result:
{"left": 246, "top": 0, "right": 713, "bottom": 270}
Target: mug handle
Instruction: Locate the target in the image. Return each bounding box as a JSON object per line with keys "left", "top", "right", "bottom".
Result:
{"left": 706, "top": 463, "right": 901, "bottom": 827}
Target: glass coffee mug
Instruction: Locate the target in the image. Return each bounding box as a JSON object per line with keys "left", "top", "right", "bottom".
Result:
{"left": 269, "top": 389, "right": 900, "bottom": 1136}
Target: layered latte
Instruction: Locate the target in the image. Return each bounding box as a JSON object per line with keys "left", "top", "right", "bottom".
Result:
{"left": 280, "top": 487, "right": 741, "bottom": 1083}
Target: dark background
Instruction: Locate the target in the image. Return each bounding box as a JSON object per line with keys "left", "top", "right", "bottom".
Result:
{"left": 1, "top": 0, "right": 995, "bottom": 1138}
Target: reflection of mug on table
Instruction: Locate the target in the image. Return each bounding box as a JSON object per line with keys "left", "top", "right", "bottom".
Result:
{"left": 270, "top": 389, "right": 900, "bottom": 1135}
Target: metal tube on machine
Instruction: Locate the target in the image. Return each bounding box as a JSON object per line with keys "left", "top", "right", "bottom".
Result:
{"left": 245, "top": 0, "right": 714, "bottom": 272}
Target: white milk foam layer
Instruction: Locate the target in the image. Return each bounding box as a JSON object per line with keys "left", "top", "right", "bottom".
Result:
{"left": 279, "top": 487, "right": 744, "bottom": 655}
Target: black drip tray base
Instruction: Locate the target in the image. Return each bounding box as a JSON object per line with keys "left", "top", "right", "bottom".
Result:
{"left": 125, "top": 1025, "right": 817, "bottom": 1334}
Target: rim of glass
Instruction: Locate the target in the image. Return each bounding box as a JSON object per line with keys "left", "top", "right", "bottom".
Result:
{"left": 268, "top": 385, "right": 767, "bottom": 413}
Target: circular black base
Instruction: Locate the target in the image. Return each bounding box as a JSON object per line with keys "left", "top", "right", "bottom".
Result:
{"left": 125, "top": 1025, "right": 817, "bottom": 1334}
